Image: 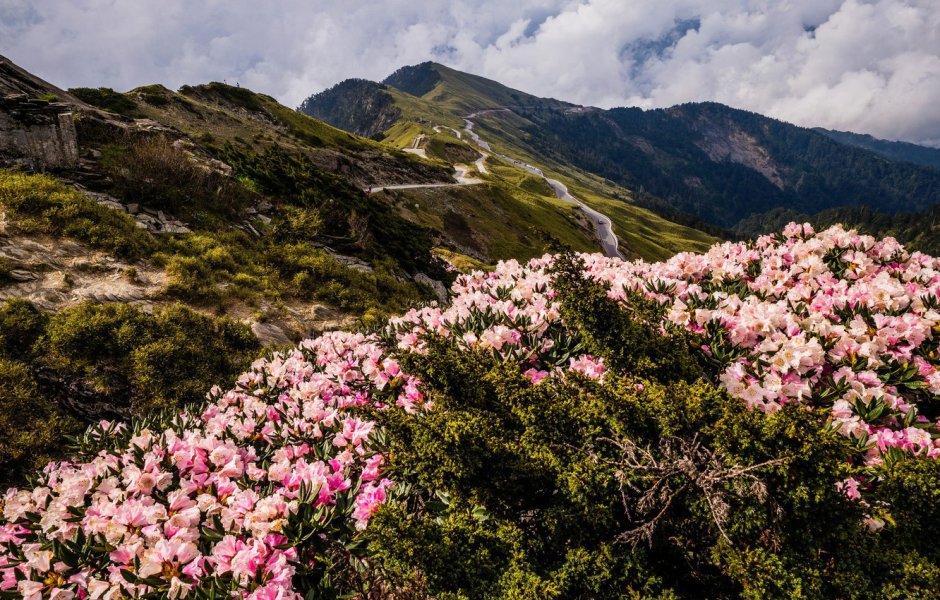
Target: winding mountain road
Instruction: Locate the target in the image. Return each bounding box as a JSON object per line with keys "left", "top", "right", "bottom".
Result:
{"left": 463, "top": 111, "right": 622, "bottom": 259}
{"left": 366, "top": 163, "right": 482, "bottom": 193}
{"left": 369, "top": 109, "right": 622, "bottom": 259}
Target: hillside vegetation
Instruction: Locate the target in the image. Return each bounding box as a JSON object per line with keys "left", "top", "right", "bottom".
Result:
{"left": 514, "top": 102, "right": 940, "bottom": 228}
{"left": 0, "top": 298, "right": 259, "bottom": 485}
{"left": 816, "top": 128, "right": 940, "bottom": 170}
{"left": 1, "top": 225, "right": 939, "bottom": 598}
{"left": 0, "top": 60, "right": 460, "bottom": 341}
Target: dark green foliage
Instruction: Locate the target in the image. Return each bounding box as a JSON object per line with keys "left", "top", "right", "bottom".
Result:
{"left": 383, "top": 63, "right": 443, "bottom": 98}
{"left": 0, "top": 256, "right": 14, "bottom": 286}
{"left": 0, "top": 170, "right": 155, "bottom": 259}
{"left": 0, "top": 300, "right": 79, "bottom": 484}
{"left": 0, "top": 297, "right": 47, "bottom": 357}
{"left": 162, "top": 253, "right": 225, "bottom": 306}
{"left": 512, "top": 102, "right": 940, "bottom": 229}
{"left": 0, "top": 298, "right": 261, "bottom": 486}
{"left": 180, "top": 82, "right": 264, "bottom": 111}
{"left": 0, "top": 358, "right": 82, "bottom": 486}
{"left": 40, "top": 302, "right": 259, "bottom": 414}
{"left": 298, "top": 79, "right": 402, "bottom": 139}
{"left": 141, "top": 92, "right": 169, "bottom": 106}
{"left": 426, "top": 137, "right": 480, "bottom": 164}
{"left": 366, "top": 264, "right": 939, "bottom": 599}
{"left": 370, "top": 338, "right": 876, "bottom": 598}
{"left": 817, "top": 128, "right": 940, "bottom": 171}
{"left": 266, "top": 242, "right": 426, "bottom": 316}
{"left": 551, "top": 254, "right": 702, "bottom": 382}
{"left": 68, "top": 87, "right": 139, "bottom": 115}
{"left": 735, "top": 204, "right": 940, "bottom": 256}
{"left": 876, "top": 459, "right": 940, "bottom": 566}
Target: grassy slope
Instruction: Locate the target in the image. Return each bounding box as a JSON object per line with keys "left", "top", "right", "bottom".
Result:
{"left": 126, "top": 83, "right": 447, "bottom": 185}
{"left": 12, "top": 82, "right": 456, "bottom": 335}
{"left": 0, "top": 79, "right": 457, "bottom": 484}
{"left": 373, "top": 111, "right": 603, "bottom": 263}
{"left": 373, "top": 66, "right": 718, "bottom": 261}
{"left": 465, "top": 110, "right": 716, "bottom": 260}
{"left": 386, "top": 176, "right": 598, "bottom": 262}
{"left": 412, "top": 63, "right": 571, "bottom": 114}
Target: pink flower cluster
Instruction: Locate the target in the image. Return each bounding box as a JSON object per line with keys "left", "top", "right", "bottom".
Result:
{"left": 391, "top": 224, "right": 940, "bottom": 466}
{"left": 607, "top": 223, "right": 940, "bottom": 465}
{"left": 388, "top": 255, "right": 607, "bottom": 383}
{"left": 0, "top": 332, "right": 417, "bottom": 599}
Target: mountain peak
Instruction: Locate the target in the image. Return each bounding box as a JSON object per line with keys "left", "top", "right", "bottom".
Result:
{"left": 380, "top": 61, "right": 573, "bottom": 115}
{"left": 382, "top": 62, "right": 442, "bottom": 98}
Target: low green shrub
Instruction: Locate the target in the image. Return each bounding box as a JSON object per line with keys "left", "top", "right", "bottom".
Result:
{"left": 0, "top": 297, "right": 48, "bottom": 357}
{"left": 0, "top": 170, "right": 155, "bottom": 259}
{"left": 68, "top": 87, "right": 138, "bottom": 115}
{"left": 41, "top": 301, "right": 259, "bottom": 414}
{"left": 0, "top": 358, "right": 82, "bottom": 485}
{"left": 364, "top": 260, "right": 939, "bottom": 599}
{"left": 0, "top": 298, "right": 260, "bottom": 486}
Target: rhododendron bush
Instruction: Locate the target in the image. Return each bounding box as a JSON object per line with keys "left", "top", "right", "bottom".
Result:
{"left": 392, "top": 222, "right": 940, "bottom": 466}
{"left": 2, "top": 224, "right": 940, "bottom": 598}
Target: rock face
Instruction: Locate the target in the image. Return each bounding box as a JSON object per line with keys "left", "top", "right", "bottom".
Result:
{"left": 0, "top": 55, "right": 85, "bottom": 170}
{"left": 0, "top": 94, "right": 79, "bottom": 170}
{"left": 298, "top": 79, "right": 401, "bottom": 139}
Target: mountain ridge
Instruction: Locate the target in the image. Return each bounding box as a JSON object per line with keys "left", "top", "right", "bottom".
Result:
{"left": 815, "top": 127, "right": 940, "bottom": 170}
{"left": 302, "top": 62, "right": 940, "bottom": 231}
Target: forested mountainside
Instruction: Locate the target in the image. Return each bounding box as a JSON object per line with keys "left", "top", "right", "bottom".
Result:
{"left": 297, "top": 78, "right": 402, "bottom": 140}
{"left": 735, "top": 202, "right": 940, "bottom": 255}
{"left": 301, "top": 62, "right": 722, "bottom": 261}
{"left": 816, "top": 127, "right": 940, "bottom": 171}
{"left": 514, "top": 102, "right": 940, "bottom": 228}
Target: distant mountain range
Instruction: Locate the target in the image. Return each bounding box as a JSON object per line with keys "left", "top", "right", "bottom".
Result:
{"left": 301, "top": 62, "right": 940, "bottom": 232}
{"left": 814, "top": 128, "right": 940, "bottom": 171}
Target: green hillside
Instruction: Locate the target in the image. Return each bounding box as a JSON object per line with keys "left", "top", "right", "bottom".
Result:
{"left": 816, "top": 127, "right": 940, "bottom": 171}
{"left": 0, "top": 58, "right": 461, "bottom": 480}
{"left": 302, "top": 62, "right": 720, "bottom": 261}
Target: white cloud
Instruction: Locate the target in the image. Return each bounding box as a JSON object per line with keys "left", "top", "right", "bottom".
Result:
{"left": 2, "top": 0, "right": 939, "bottom": 145}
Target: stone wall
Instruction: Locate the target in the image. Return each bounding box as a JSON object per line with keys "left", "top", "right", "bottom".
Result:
{"left": 0, "top": 94, "right": 79, "bottom": 170}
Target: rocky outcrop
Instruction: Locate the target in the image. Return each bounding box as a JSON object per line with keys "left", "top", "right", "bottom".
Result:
{"left": 76, "top": 188, "right": 194, "bottom": 234}
{"left": 0, "top": 55, "right": 86, "bottom": 170}
{"left": 692, "top": 115, "right": 784, "bottom": 189}
{"left": 298, "top": 79, "right": 402, "bottom": 139}
{"left": 0, "top": 233, "right": 167, "bottom": 311}
{"left": 0, "top": 94, "right": 79, "bottom": 170}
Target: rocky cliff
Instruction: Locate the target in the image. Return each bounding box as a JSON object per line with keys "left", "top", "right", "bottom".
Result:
{"left": 0, "top": 93, "right": 79, "bottom": 170}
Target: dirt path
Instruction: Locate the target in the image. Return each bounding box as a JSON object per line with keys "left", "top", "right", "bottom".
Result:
{"left": 366, "top": 162, "right": 482, "bottom": 193}
{"left": 367, "top": 129, "right": 486, "bottom": 193}
{"left": 402, "top": 133, "right": 429, "bottom": 159}
{"left": 432, "top": 125, "right": 463, "bottom": 139}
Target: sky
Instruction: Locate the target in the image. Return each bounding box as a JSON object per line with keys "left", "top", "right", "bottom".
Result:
{"left": 2, "top": 0, "right": 940, "bottom": 146}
